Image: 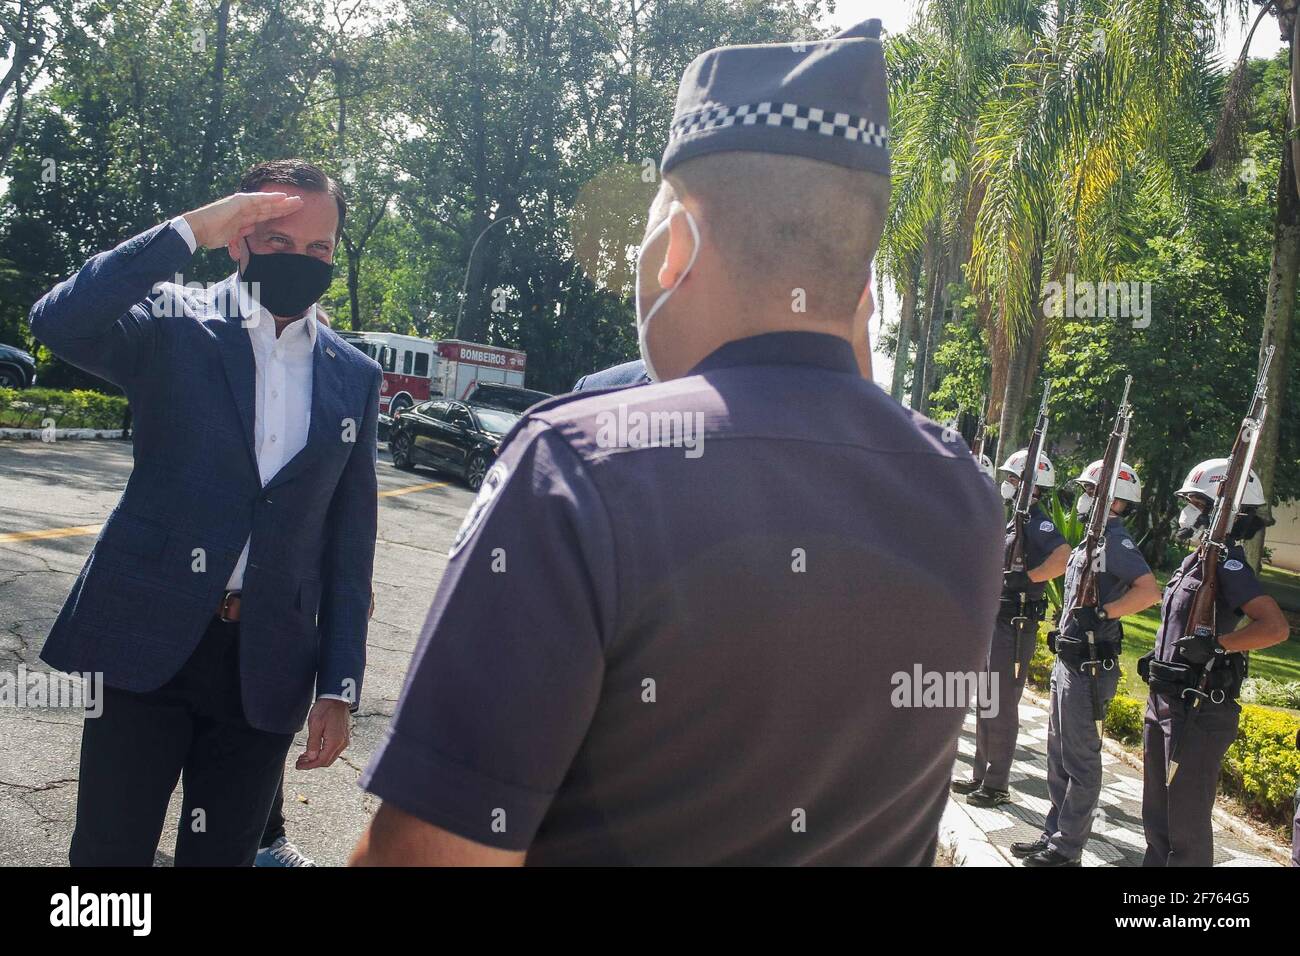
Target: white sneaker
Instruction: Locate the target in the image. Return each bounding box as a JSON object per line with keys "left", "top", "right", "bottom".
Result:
{"left": 255, "top": 836, "right": 316, "bottom": 867}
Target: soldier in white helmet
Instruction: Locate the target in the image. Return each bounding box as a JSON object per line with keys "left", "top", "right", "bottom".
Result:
{"left": 1139, "top": 460, "right": 1288, "bottom": 866}
{"left": 1015, "top": 461, "right": 1160, "bottom": 866}
{"left": 956, "top": 449, "right": 1070, "bottom": 808}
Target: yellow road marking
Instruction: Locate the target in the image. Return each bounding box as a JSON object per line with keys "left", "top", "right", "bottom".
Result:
{"left": 0, "top": 480, "right": 448, "bottom": 544}
{"left": 0, "top": 524, "right": 103, "bottom": 544}
{"left": 379, "top": 480, "right": 450, "bottom": 498}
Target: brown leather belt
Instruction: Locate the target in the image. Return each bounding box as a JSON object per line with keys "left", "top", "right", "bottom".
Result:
{"left": 218, "top": 591, "right": 242, "bottom": 623}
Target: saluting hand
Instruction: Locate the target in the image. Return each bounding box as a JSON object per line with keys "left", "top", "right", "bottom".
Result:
{"left": 181, "top": 191, "right": 304, "bottom": 259}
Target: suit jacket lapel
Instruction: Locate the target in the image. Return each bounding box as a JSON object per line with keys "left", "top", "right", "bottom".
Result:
{"left": 264, "top": 332, "right": 351, "bottom": 493}
{"left": 210, "top": 276, "right": 259, "bottom": 471}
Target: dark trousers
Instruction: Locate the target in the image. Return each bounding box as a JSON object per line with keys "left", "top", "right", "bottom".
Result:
{"left": 972, "top": 617, "right": 1036, "bottom": 791}
{"left": 70, "top": 617, "right": 294, "bottom": 866}
{"left": 261, "top": 773, "right": 287, "bottom": 848}
{"left": 1043, "top": 655, "right": 1120, "bottom": 860}
{"left": 1141, "top": 702, "right": 1238, "bottom": 867}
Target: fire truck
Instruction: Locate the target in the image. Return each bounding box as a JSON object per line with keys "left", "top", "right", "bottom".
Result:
{"left": 337, "top": 332, "right": 528, "bottom": 417}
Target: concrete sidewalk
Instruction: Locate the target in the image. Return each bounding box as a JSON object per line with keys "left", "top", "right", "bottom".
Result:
{"left": 940, "top": 695, "right": 1289, "bottom": 867}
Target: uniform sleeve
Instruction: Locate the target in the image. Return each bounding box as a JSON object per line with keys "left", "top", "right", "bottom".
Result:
{"left": 1103, "top": 531, "right": 1151, "bottom": 584}
{"left": 1217, "top": 546, "right": 1266, "bottom": 615}
{"left": 1028, "top": 515, "right": 1068, "bottom": 567}
{"left": 360, "top": 420, "right": 618, "bottom": 851}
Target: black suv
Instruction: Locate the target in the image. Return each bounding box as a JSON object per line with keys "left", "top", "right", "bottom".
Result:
{"left": 0, "top": 342, "right": 37, "bottom": 389}
{"left": 463, "top": 382, "right": 551, "bottom": 414}
{"left": 388, "top": 399, "right": 519, "bottom": 490}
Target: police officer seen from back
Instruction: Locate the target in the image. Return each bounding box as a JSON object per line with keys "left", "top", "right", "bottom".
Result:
{"left": 1140, "top": 460, "right": 1288, "bottom": 866}
{"left": 349, "top": 20, "right": 1004, "bottom": 866}
{"left": 1014, "top": 461, "right": 1159, "bottom": 866}
{"left": 956, "top": 449, "right": 1069, "bottom": 808}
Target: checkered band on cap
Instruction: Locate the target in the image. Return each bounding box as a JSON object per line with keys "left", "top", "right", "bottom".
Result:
{"left": 668, "top": 101, "right": 889, "bottom": 149}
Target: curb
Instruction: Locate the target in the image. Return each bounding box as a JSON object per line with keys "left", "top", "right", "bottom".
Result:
{"left": 939, "top": 797, "right": 1009, "bottom": 867}
{"left": 0, "top": 429, "right": 125, "bottom": 440}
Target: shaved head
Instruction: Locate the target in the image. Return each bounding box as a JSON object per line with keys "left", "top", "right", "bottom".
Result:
{"left": 656, "top": 151, "right": 890, "bottom": 321}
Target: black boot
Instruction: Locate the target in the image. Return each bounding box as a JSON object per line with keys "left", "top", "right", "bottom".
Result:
{"left": 1010, "top": 838, "right": 1048, "bottom": 858}
{"left": 966, "top": 786, "right": 1011, "bottom": 808}
{"left": 950, "top": 777, "right": 984, "bottom": 795}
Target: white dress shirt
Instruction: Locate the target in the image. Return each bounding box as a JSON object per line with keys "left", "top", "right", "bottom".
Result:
{"left": 169, "top": 217, "right": 317, "bottom": 591}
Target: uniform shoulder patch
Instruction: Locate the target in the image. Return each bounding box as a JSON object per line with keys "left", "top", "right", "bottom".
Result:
{"left": 449, "top": 461, "right": 509, "bottom": 558}
{"left": 1122, "top": 538, "right": 1136, "bottom": 549}
{"left": 1223, "top": 559, "right": 1244, "bottom": 572}
{"left": 1039, "top": 520, "right": 1055, "bottom": 532}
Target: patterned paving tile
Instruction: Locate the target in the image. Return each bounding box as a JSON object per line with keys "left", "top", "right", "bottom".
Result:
{"left": 949, "top": 702, "right": 1282, "bottom": 867}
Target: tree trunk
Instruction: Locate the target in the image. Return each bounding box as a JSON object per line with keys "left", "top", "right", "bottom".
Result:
{"left": 1245, "top": 121, "right": 1300, "bottom": 570}
{"left": 910, "top": 231, "right": 939, "bottom": 409}
{"left": 347, "top": 239, "right": 363, "bottom": 331}
{"left": 891, "top": 258, "right": 920, "bottom": 402}
{"left": 198, "top": 0, "right": 229, "bottom": 192}
{"left": 996, "top": 321, "right": 1033, "bottom": 464}
{"left": 918, "top": 241, "right": 959, "bottom": 415}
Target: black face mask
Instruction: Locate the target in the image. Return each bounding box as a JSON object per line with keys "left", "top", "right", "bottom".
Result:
{"left": 240, "top": 250, "right": 333, "bottom": 318}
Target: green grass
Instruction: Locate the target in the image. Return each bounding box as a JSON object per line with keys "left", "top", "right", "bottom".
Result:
{"left": 1261, "top": 564, "right": 1300, "bottom": 613}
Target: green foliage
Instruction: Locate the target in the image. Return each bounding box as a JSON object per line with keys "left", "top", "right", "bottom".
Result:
{"left": 2, "top": 0, "right": 832, "bottom": 394}
{"left": 0, "top": 387, "right": 128, "bottom": 429}
{"left": 1104, "top": 695, "right": 1144, "bottom": 745}
{"left": 1040, "top": 490, "right": 1084, "bottom": 615}
{"left": 927, "top": 297, "right": 991, "bottom": 427}
{"left": 1239, "top": 678, "right": 1300, "bottom": 710}
{"left": 1222, "top": 705, "right": 1300, "bottom": 825}
{"left": 1027, "top": 621, "right": 1054, "bottom": 688}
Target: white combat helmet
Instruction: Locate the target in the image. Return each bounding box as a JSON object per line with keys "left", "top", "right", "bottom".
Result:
{"left": 998, "top": 448, "right": 1056, "bottom": 488}
{"left": 976, "top": 453, "right": 995, "bottom": 479}
{"left": 1074, "top": 459, "right": 1142, "bottom": 503}
{"left": 1176, "top": 458, "right": 1265, "bottom": 507}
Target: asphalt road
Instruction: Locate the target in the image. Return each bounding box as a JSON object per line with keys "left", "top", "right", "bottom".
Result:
{"left": 0, "top": 438, "right": 477, "bottom": 866}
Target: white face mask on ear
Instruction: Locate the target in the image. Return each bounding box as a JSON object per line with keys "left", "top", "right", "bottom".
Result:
{"left": 1076, "top": 492, "right": 1095, "bottom": 518}
{"left": 999, "top": 480, "right": 1016, "bottom": 501}
{"left": 1177, "top": 502, "right": 1202, "bottom": 531}
{"left": 635, "top": 208, "right": 700, "bottom": 383}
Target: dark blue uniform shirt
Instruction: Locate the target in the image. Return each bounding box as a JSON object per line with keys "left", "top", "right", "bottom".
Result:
{"left": 1002, "top": 502, "right": 1067, "bottom": 602}
{"left": 1057, "top": 516, "right": 1152, "bottom": 643}
{"left": 1149, "top": 542, "right": 1264, "bottom": 720}
{"left": 362, "top": 331, "right": 1004, "bottom": 865}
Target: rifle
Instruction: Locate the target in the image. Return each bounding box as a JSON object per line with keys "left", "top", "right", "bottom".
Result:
{"left": 1166, "top": 345, "right": 1274, "bottom": 785}
{"left": 1066, "top": 376, "right": 1134, "bottom": 737}
{"left": 1004, "top": 379, "right": 1052, "bottom": 678}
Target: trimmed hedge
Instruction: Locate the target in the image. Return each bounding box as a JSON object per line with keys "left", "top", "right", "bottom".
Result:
{"left": 1026, "top": 623, "right": 1299, "bottom": 828}
{"left": 1223, "top": 706, "right": 1300, "bottom": 826}
{"left": 0, "top": 386, "right": 128, "bottom": 430}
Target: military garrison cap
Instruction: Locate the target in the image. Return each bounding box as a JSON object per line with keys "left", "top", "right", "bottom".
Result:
{"left": 661, "top": 19, "right": 890, "bottom": 177}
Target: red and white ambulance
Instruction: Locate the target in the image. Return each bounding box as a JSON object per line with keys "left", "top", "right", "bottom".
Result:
{"left": 338, "top": 332, "right": 528, "bottom": 417}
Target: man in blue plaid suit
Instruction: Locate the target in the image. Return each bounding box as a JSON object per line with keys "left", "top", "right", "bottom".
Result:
{"left": 30, "top": 159, "right": 380, "bottom": 866}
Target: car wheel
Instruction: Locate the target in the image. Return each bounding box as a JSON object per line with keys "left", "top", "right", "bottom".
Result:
{"left": 391, "top": 432, "right": 416, "bottom": 470}
{"left": 465, "top": 453, "right": 488, "bottom": 491}
{"left": 0, "top": 366, "right": 21, "bottom": 388}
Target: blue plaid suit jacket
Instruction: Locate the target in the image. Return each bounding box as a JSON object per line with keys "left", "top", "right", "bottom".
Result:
{"left": 29, "top": 223, "right": 381, "bottom": 734}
